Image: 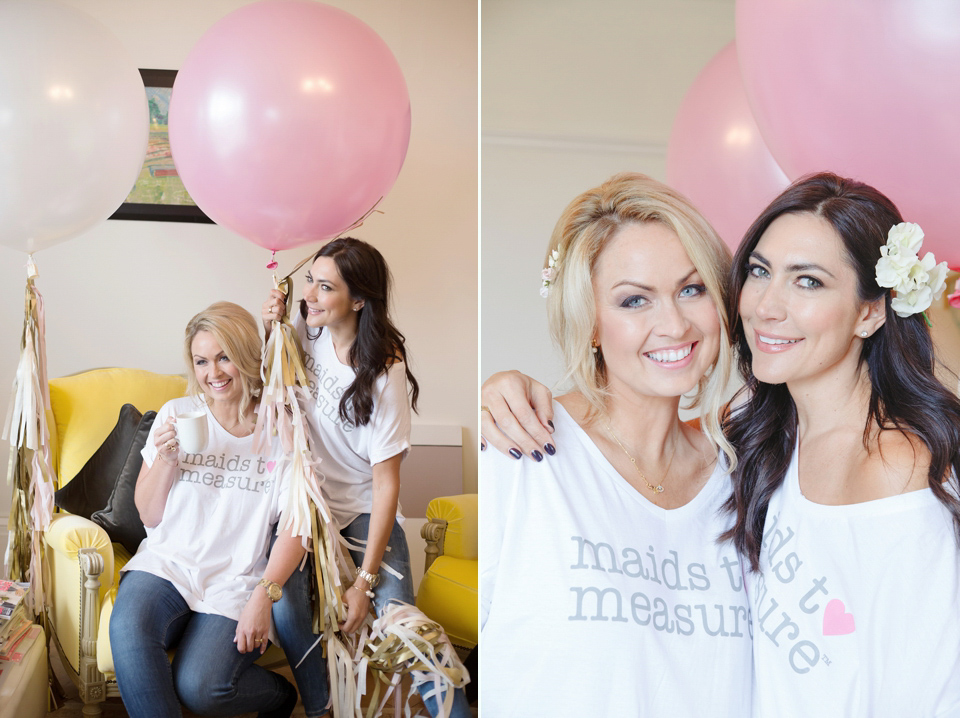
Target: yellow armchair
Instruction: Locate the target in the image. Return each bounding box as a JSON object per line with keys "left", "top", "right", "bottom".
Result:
{"left": 416, "top": 494, "right": 478, "bottom": 652}
{"left": 43, "top": 368, "right": 186, "bottom": 715}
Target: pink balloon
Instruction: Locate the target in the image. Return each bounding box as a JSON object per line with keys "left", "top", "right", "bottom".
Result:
{"left": 667, "top": 42, "right": 789, "bottom": 252}
{"left": 169, "top": 0, "right": 410, "bottom": 251}
{"left": 738, "top": 0, "right": 960, "bottom": 266}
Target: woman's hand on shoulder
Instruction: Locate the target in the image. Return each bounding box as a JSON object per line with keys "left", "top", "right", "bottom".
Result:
{"left": 262, "top": 288, "right": 288, "bottom": 333}
{"left": 235, "top": 589, "right": 272, "bottom": 654}
{"left": 481, "top": 370, "right": 556, "bottom": 461}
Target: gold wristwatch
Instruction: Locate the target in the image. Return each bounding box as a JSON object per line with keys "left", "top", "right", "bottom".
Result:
{"left": 257, "top": 578, "right": 283, "bottom": 602}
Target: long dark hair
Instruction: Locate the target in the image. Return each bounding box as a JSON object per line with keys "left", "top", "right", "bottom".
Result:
{"left": 722, "top": 172, "right": 960, "bottom": 570}
{"left": 300, "top": 237, "right": 419, "bottom": 425}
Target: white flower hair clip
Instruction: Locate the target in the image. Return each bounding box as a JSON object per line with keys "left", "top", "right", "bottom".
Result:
{"left": 875, "top": 222, "right": 948, "bottom": 325}
{"left": 540, "top": 248, "right": 560, "bottom": 298}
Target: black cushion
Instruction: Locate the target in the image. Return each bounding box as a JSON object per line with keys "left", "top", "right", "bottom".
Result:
{"left": 54, "top": 403, "right": 154, "bottom": 554}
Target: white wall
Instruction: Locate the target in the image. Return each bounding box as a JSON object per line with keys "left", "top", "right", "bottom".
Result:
{"left": 481, "top": 0, "right": 735, "bottom": 387}
{"left": 0, "top": 0, "right": 478, "bottom": 550}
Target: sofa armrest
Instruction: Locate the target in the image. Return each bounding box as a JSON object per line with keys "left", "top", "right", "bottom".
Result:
{"left": 424, "top": 494, "right": 477, "bottom": 562}
{"left": 44, "top": 514, "right": 115, "bottom": 678}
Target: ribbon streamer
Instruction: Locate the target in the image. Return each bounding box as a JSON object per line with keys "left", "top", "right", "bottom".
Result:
{"left": 3, "top": 256, "right": 56, "bottom": 618}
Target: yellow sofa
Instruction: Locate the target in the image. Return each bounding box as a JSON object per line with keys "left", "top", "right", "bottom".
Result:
{"left": 416, "top": 494, "right": 478, "bottom": 652}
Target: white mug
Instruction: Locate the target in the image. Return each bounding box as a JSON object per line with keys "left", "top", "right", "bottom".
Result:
{"left": 176, "top": 411, "right": 208, "bottom": 454}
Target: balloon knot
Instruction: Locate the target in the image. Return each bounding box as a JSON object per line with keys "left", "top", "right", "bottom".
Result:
{"left": 266, "top": 251, "right": 279, "bottom": 270}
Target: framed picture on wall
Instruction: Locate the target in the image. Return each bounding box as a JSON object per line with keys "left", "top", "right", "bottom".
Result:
{"left": 109, "top": 68, "right": 214, "bottom": 224}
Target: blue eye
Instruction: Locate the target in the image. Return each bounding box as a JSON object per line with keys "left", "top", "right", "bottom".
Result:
{"left": 747, "top": 264, "right": 769, "bottom": 279}
{"left": 620, "top": 295, "right": 648, "bottom": 308}
{"left": 798, "top": 276, "right": 823, "bottom": 289}
{"left": 680, "top": 284, "right": 706, "bottom": 298}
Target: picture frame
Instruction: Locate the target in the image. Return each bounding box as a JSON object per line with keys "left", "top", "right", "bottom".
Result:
{"left": 109, "top": 69, "right": 214, "bottom": 224}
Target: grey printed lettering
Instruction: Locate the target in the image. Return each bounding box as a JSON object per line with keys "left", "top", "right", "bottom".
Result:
{"left": 570, "top": 537, "right": 623, "bottom": 574}
{"left": 569, "top": 586, "right": 628, "bottom": 622}
{"left": 772, "top": 552, "right": 802, "bottom": 583}
{"left": 789, "top": 641, "right": 820, "bottom": 674}
{"left": 694, "top": 604, "right": 730, "bottom": 637}
{"left": 799, "top": 577, "right": 829, "bottom": 614}
{"left": 764, "top": 612, "right": 800, "bottom": 647}
{"left": 720, "top": 555, "right": 742, "bottom": 592}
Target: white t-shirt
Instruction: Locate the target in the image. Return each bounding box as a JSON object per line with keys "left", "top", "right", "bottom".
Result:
{"left": 295, "top": 317, "right": 410, "bottom": 527}
{"left": 750, "top": 440, "right": 960, "bottom": 718}
{"left": 480, "top": 402, "right": 753, "bottom": 717}
{"left": 123, "top": 396, "right": 289, "bottom": 624}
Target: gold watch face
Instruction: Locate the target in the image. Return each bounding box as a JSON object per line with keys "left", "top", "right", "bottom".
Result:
{"left": 260, "top": 579, "right": 282, "bottom": 602}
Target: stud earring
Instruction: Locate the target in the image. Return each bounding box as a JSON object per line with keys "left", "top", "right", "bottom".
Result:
{"left": 860, "top": 331, "right": 868, "bottom": 338}
{"left": 591, "top": 339, "right": 599, "bottom": 354}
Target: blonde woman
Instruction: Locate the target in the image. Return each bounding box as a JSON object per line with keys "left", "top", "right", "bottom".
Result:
{"left": 111, "top": 302, "right": 304, "bottom": 718}
{"left": 480, "top": 173, "right": 752, "bottom": 716}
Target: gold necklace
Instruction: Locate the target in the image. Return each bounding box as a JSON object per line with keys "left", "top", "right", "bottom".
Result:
{"left": 605, "top": 423, "right": 677, "bottom": 494}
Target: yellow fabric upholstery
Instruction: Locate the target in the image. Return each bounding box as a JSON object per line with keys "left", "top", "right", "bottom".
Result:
{"left": 44, "top": 515, "right": 116, "bottom": 675}
{"left": 49, "top": 368, "right": 186, "bottom": 486}
{"left": 417, "top": 494, "right": 478, "bottom": 649}
{"left": 417, "top": 556, "right": 478, "bottom": 648}
{"left": 426, "top": 494, "right": 478, "bottom": 560}
{"left": 96, "top": 590, "right": 117, "bottom": 676}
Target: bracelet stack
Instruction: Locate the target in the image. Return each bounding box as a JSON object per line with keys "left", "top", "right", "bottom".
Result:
{"left": 349, "top": 585, "right": 375, "bottom": 599}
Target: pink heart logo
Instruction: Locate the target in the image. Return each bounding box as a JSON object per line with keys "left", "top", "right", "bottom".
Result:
{"left": 266, "top": 461, "right": 276, "bottom": 473}
{"left": 823, "top": 598, "right": 855, "bottom": 636}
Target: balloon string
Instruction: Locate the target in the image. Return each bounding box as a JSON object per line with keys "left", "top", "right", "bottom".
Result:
{"left": 277, "top": 197, "right": 386, "bottom": 283}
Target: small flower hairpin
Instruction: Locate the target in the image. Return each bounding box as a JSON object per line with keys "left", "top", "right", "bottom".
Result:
{"left": 875, "top": 222, "right": 948, "bottom": 326}
{"left": 540, "top": 249, "right": 560, "bottom": 298}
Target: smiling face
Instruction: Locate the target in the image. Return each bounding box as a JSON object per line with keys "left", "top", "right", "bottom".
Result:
{"left": 302, "top": 256, "right": 361, "bottom": 330}
{"left": 191, "top": 330, "right": 244, "bottom": 406}
{"left": 739, "top": 212, "right": 884, "bottom": 389}
{"left": 592, "top": 221, "right": 722, "bottom": 402}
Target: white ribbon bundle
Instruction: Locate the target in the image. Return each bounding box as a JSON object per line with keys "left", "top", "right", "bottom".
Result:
{"left": 356, "top": 602, "right": 469, "bottom": 718}
{"left": 2, "top": 257, "right": 56, "bottom": 617}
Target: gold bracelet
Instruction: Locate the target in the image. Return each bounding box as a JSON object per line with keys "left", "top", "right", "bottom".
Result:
{"left": 349, "top": 585, "right": 375, "bottom": 599}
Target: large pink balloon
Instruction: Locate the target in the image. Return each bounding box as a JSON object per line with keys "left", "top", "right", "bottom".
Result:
{"left": 738, "top": 0, "right": 960, "bottom": 266}
{"left": 169, "top": 0, "right": 410, "bottom": 251}
{"left": 667, "top": 42, "right": 789, "bottom": 252}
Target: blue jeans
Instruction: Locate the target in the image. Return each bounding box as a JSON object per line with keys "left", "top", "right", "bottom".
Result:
{"left": 110, "top": 570, "right": 295, "bottom": 718}
{"left": 273, "top": 514, "right": 471, "bottom": 718}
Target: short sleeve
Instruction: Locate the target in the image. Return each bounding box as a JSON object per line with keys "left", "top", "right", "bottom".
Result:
{"left": 367, "top": 361, "right": 412, "bottom": 465}
{"left": 479, "top": 438, "right": 524, "bottom": 629}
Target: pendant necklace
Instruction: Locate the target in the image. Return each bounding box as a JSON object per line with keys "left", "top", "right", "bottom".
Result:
{"left": 605, "top": 423, "right": 676, "bottom": 495}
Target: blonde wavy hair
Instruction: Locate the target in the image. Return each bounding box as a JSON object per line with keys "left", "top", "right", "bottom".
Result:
{"left": 183, "top": 301, "right": 263, "bottom": 425}
{"left": 545, "top": 172, "right": 736, "bottom": 470}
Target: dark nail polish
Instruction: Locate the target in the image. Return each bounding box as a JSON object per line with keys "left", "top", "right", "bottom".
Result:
{"left": 509, "top": 448, "right": 522, "bottom": 460}
{"left": 547, "top": 420, "right": 555, "bottom": 430}
{"left": 545, "top": 443, "right": 556, "bottom": 456}
{"left": 532, "top": 450, "right": 543, "bottom": 462}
